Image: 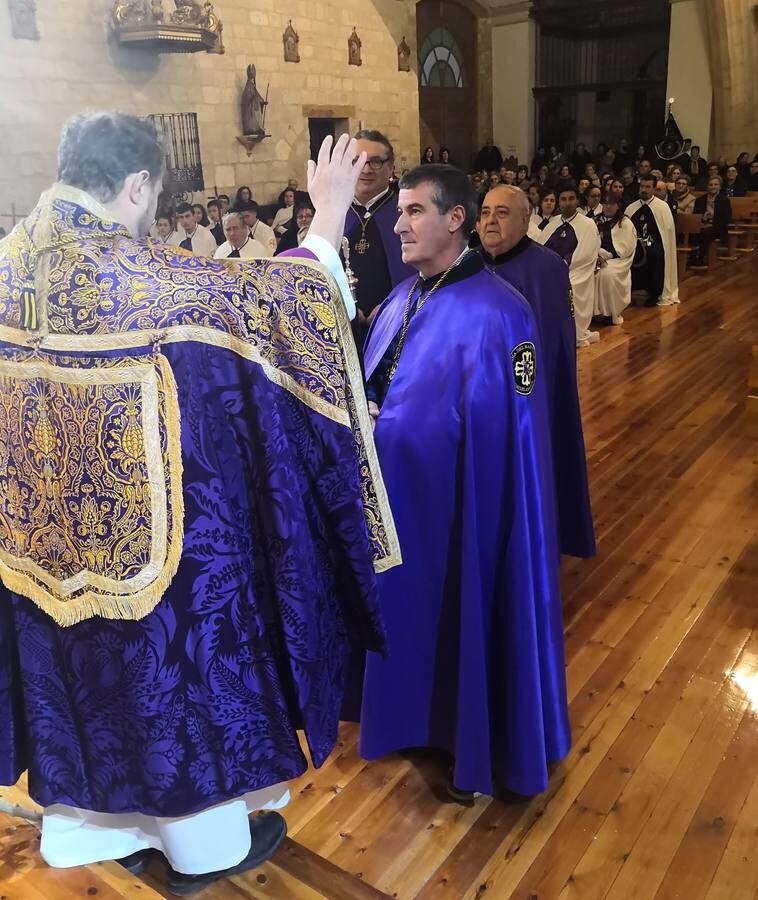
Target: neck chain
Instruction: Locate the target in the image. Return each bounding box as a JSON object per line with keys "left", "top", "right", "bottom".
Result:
{"left": 387, "top": 248, "right": 471, "bottom": 384}
{"left": 350, "top": 190, "right": 392, "bottom": 254}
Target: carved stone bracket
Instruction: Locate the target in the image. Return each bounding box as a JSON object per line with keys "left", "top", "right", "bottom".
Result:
{"left": 112, "top": 0, "right": 224, "bottom": 53}
{"left": 236, "top": 134, "right": 269, "bottom": 156}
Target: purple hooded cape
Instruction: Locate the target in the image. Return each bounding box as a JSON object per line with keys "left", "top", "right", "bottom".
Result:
{"left": 483, "top": 237, "right": 595, "bottom": 558}
{"left": 359, "top": 256, "right": 571, "bottom": 797}
{"left": 0, "top": 186, "right": 400, "bottom": 818}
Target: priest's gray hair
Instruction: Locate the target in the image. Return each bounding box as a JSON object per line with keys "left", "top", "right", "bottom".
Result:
{"left": 399, "top": 164, "right": 479, "bottom": 236}
{"left": 57, "top": 112, "right": 164, "bottom": 203}
{"left": 222, "top": 211, "right": 245, "bottom": 227}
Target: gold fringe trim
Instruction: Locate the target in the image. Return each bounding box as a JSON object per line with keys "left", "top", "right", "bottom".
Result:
{"left": 286, "top": 256, "right": 402, "bottom": 574}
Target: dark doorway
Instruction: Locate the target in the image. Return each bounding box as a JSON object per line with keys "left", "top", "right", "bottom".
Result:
{"left": 416, "top": 0, "right": 478, "bottom": 171}
{"left": 308, "top": 117, "right": 350, "bottom": 161}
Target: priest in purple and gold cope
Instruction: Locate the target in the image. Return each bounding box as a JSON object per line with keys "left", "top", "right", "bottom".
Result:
{"left": 359, "top": 165, "right": 571, "bottom": 799}
{"left": 0, "top": 114, "right": 399, "bottom": 895}
{"left": 476, "top": 184, "right": 595, "bottom": 560}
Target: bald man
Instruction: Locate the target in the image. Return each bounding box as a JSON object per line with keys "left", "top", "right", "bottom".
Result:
{"left": 476, "top": 185, "right": 594, "bottom": 558}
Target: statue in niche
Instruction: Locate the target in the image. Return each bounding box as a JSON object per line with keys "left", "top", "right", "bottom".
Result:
{"left": 151, "top": 0, "right": 163, "bottom": 22}
{"left": 348, "top": 27, "right": 362, "bottom": 67}
{"left": 171, "top": 0, "right": 203, "bottom": 24}
{"left": 397, "top": 36, "right": 410, "bottom": 72}
{"left": 241, "top": 64, "right": 267, "bottom": 136}
{"left": 113, "top": 0, "right": 154, "bottom": 25}
{"left": 8, "top": 0, "right": 40, "bottom": 40}
{"left": 283, "top": 20, "right": 299, "bottom": 63}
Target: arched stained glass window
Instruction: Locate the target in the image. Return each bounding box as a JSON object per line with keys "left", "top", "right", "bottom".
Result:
{"left": 418, "top": 27, "right": 465, "bottom": 88}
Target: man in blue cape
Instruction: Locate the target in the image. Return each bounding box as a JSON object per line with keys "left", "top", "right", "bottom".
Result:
{"left": 360, "top": 165, "right": 571, "bottom": 798}
{"left": 476, "top": 184, "right": 595, "bottom": 559}
{"left": 0, "top": 114, "right": 400, "bottom": 894}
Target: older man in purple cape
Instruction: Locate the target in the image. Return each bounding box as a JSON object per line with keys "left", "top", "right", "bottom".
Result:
{"left": 360, "top": 166, "right": 571, "bottom": 798}
{"left": 476, "top": 185, "right": 595, "bottom": 559}
{"left": 0, "top": 115, "right": 399, "bottom": 894}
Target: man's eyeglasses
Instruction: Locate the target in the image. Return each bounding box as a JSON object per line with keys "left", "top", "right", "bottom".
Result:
{"left": 354, "top": 156, "right": 392, "bottom": 171}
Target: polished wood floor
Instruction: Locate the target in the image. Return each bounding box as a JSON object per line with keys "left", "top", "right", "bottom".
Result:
{"left": 2, "top": 255, "right": 758, "bottom": 899}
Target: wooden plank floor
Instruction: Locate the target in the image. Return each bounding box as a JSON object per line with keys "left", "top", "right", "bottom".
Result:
{"left": 2, "top": 255, "right": 758, "bottom": 899}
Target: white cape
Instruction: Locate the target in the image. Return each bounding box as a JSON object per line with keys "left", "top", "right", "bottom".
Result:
{"left": 595, "top": 216, "right": 637, "bottom": 321}
{"left": 537, "top": 212, "right": 601, "bottom": 343}
{"left": 625, "top": 196, "right": 680, "bottom": 304}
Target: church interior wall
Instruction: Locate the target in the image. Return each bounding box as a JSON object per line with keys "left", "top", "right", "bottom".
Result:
{"left": 666, "top": 0, "right": 713, "bottom": 159}
{"left": 0, "top": 0, "right": 420, "bottom": 219}
{"left": 704, "top": 0, "right": 757, "bottom": 161}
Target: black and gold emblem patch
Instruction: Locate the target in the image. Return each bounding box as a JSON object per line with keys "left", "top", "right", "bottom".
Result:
{"left": 511, "top": 341, "right": 536, "bottom": 396}
{"left": 568, "top": 284, "right": 575, "bottom": 318}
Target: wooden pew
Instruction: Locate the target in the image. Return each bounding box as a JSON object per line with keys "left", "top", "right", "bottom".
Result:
{"left": 675, "top": 212, "right": 707, "bottom": 279}
{"left": 728, "top": 196, "right": 758, "bottom": 252}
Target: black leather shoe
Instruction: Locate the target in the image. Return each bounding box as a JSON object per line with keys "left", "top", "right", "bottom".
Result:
{"left": 164, "top": 811, "right": 287, "bottom": 896}
{"left": 115, "top": 848, "right": 159, "bottom": 875}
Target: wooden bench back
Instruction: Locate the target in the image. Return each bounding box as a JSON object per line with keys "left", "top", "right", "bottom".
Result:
{"left": 676, "top": 212, "right": 703, "bottom": 237}
{"left": 729, "top": 196, "right": 758, "bottom": 222}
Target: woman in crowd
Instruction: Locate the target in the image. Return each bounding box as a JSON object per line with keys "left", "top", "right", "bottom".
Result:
{"left": 274, "top": 196, "right": 316, "bottom": 253}
{"left": 526, "top": 182, "right": 541, "bottom": 217}
{"left": 671, "top": 174, "right": 696, "bottom": 213}
{"left": 155, "top": 212, "right": 179, "bottom": 245}
{"left": 439, "top": 146, "right": 451, "bottom": 164}
{"left": 665, "top": 165, "right": 683, "bottom": 192}
{"left": 531, "top": 187, "right": 558, "bottom": 234}
{"left": 608, "top": 177, "right": 627, "bottom": 210}
{"left": 594, "top": 189, "right": 636, "bottom": 326}
{"left": 234, "top": 185, "right": 253, "bottom": 207}
{"left": 192, "top": 203, "right": 210, "bottom": 227}
{"left": 517, "top": 164, "right": 530, "bottom": 183}
{"left": 272, "top": 187, "right": 296, "bottom": 236}
{"left": 577, "top": 177, "right": 591, "bottom": 206}
{"left": 584, "top": 184, "right": 602, "bottom": 219}
{"left": 421, "top": 146, "right": 435, "bottom": 164}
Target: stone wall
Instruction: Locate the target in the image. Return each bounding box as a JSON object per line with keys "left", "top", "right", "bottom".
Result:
{"left": 0, "top": 0, "right": 420, "bottom": 220}
{"left": 704, "top": 0, "right": 758, "bottom": 162}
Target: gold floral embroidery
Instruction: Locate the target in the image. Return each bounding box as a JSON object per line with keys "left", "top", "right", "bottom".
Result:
{"left": 0, "top": 184, "right": 401, "bottom": 612}
{"left": 0, "top": 352, "right": 183, "bottom": 626}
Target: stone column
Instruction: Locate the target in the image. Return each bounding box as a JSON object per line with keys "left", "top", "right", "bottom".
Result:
{"left": 490, "top": 1, "right": 535, "bottom": 167}
{"left": 703, "top": 0, "right": 757, "bottom": 161}
{"left": 666, "top": 0, "right": 713, "bottom": 159}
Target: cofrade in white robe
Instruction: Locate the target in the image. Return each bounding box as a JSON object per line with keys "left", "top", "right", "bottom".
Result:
{"left": 172, "top": 222, "right": 219, "bottom": 258}
{"left": 594, "top": 214, "right": 636, "bottom": 323}
{"left": 248, "top": 219, "right": 277, "bottom": 256}
{"left": 625, "top": 195, "right": 680, "bottom": 305}
{"left": 537, "top": 211, "right": 601, "bottom": 346}
{"left": 214, "top": 235, "right": 269, "bottom": 259}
